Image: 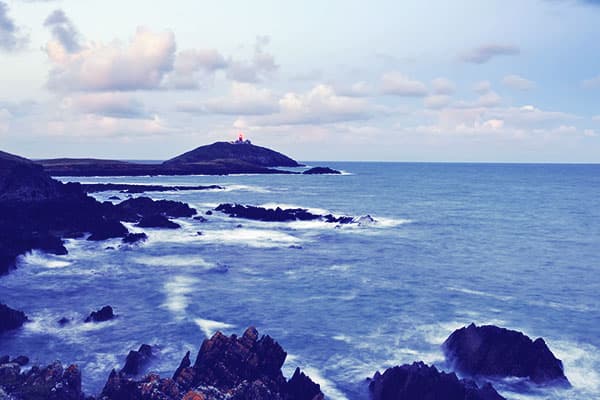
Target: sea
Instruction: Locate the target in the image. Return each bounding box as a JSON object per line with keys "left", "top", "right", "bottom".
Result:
{"left": 1, "top": 162, "right": 599, "bottom": 399}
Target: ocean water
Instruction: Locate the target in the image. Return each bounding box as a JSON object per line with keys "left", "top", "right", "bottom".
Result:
{"left": 1, "top": 162, "right": 599, "bottom": 399}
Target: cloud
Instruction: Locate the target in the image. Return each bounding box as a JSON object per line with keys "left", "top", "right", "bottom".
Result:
{"left": 46, "top": 113, "right": 172, "bottom": 137}
{"left": 474, "top": 80, "right": 492, "bottom": 94}
{"left": 460, "top": 44, "right": 520, "bottom": 64}
{"left": 43, "top": 9, "right": 81, "bottom": 53}
{"left": 503, "top": 74, "right": 535, "bottom": 90}
{"left": 226, "top": 35, "right": 278, "bottom": 83}
{"left": 424, "top": 95, "right": 452, "bottom": 109}
{"left": 163, "top": 49, "right": 228, "bottom": 89}
{"left": 582, "top": 75, "right": 600, "bottom": 89}
{"left": 0, "top": 1, "right": 28, "bottom": 51}
{"left": 431, "top": 78, "right": 456, "bottom": 95}
{"left": 178, "top": 82, "right": 278, "bottom": 115}
{"left": 381, "top": 72, "right": 427, "bottom": 96}
{"left": 336, "top": 81, "right": 374, "bottom": 97}
{"left": 45, "top": 26, "right": 176, "bottom": 92}
{"left": 242, "top": 84, "right": 373, "bottom": 126}
{"left": 455, "top": 91, "right": 502, "bottom": 108}
{"left": 65, "top": 92, "right": 149, "bottom": 119}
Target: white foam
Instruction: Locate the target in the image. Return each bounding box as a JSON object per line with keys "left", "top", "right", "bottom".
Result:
{"left": 551, "top": 340, "right": 600, "bottom": 393}
{"left": 222, "top": 184, "right": 271, "bottom": 193}
{"left": 446, "top": 286, "right": 514, "bottom": 302}
{"left": 195, "top": 228, "right": 302, "bottom": 248}
{"left": 20, "top": 251, "right": 72, "bottom": 269}
{"left": 134, "top": 255, "right": 214, "bottom": 268}
{"left": 194, "top": 318, "right": 235, "bottom": 338}
{"left": 258, "top": 202, "right": 331, "bottom": 216}
{"left": 300, "top": 366, "right": 349, "bottom": 400}
{"left": 162, "top": 275, "right": 198, "bottom": 315}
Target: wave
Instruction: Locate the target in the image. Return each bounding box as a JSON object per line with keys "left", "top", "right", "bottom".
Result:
{"left": 133, "top": 255, "right": 214, "bottom": 269}
{"left": 20, "top": 251, "right": 72, "bottom": 269}
{"left": 446, "top": 286, "right": 514, "bottom": 302}
{"left": 296, "top": 366, "right": 349, "bottom": 400}
{"left": 195, "top": 228, "right": 302, "bottom": 248}
{"left": 162, "top": 275, "right": 199, "bottom": 315}
{"left": 194, "top": 318, "right": 235, "bottom": 338}
{"left": 221, "top": 184, "right": 272, "bottom": 193}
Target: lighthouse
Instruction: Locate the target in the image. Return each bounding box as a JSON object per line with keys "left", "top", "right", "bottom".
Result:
{"left": 232, "top": 132, "right": 251, "bottom": 145}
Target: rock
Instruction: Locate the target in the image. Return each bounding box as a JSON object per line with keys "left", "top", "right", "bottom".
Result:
{"left": 83, "top": 183, "right": 223, "bottom": 194}
{"left": 235, "top": 224, "right": 243, "bottom": 228}
{"left": 0, "top": 304, "right": 28, "bottom": 333}
{"left": 355, "top": 214, "right": 376, "bottom": 226}
{"left": 87, "top": 219, "right": 128, "bottom": 241}
{"left": 196, "top": 231, "right": 203, "bottom": 236}
{"left": 121, "top": 344, "right": 154, "bottom": 376}
{"left": 369, "top": 361, "right": 505, "bottom": 400}
{"left": 58, "top": 317, "right": 71, "bottom": 326}
{"left": 12, "top": 356, "right": 28, "bottom": 366}
{"left": 0, "top": 361, "right": 84, "bottom": 400}
{"left": 215, "top": 203, "right": 356, "bottom": 224}
{"left": 443, "top": 323, "right": 569, "bottom": 385}
{"left": 122, "top": 232, "right": 148, "bottom": 244}
{"left": 0, "top": 355, "right": 9, "bottom": 364}
{"left": 193, "top": 216, "right": 208, "bottom": 222}
{"left": 108, "top": 196, "right": 121, "bottom": 200}
{"left": 205, "top": 210, "right": 213, "bottom": 215}
{"left": 136, "top": 215, "right": 181, "bottom": 229}
{"left": 84, "top": 306, "right": 115, "bottom": 323}
{"left": 114, "top": 196, "right": 196, "bottom": 220}
{"left": 286, "top": 368, "right": 324, "bottom": 400}
{"left": 302, "top": 167, "right": 341, "bottom": 175}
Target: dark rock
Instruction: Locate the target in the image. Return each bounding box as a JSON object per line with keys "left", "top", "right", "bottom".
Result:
{"left": 108, "top": 196, "right": 121, "bottom": 200}
{"left": 205, "top": 210, "right": 213, "bottom": 215}
{"left": 443, "top": 323, "right": 569, "bottom": 385}
{"left": 302, "top": 167, "right": 341, "bottom": 175}
{"left": 12, "top": 356, "right": 29, "bottom": 366}
{"left": 136, "top": 215, "right": 180, "bottom": 229}
{"left": 83, "top": 183, "right": 223, "bottom": 194}
{"left": 121, "top": 344, "right": 154, "bottom": 376}
{"left": 87, "top": 219, "right": 128, "bottom": 241}
{"left": 114, "top": 196, "right": 196, "bottom": 220}
{"left": 84, "top": 306, "right": 115, "bottom": 323}
{"left": 58, "top": 317, "right": 71, "bottom": 326}
{"left": 0, "top": 361, "right": 84, "bottom": 400}
{"left": 235, "top": 224, "right": 243, "bottom": 228}
{"left": 196, "top": 231, "right": 202, "bottom": 236}
{"left": 215, "top": 203, "right": 356, "bottom": 224}
{"left": 0, "top": 303, "right": 28, "bottom": 333}
{"left": 369, "top": 361, "right": 505, "bottom": 400}
{"left": 193, "top": 216, "right": 207, "bottom": 222}
{"left": 0, "top": 355, "right": 9, "bottom": 364}
{"left": 122, "top": 232, "right": 148, "bottom": 244}
{"left": 286, "top": 367, "right": 324, "bottom": 400}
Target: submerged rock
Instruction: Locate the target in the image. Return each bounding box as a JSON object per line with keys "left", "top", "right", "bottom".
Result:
{"left": 369, "top": 361, "right": 505, "bottom": 400}
{"left": 443, "top": 323, "right": 569, "bottom": 385}
{"left": 122, "top": 232, "right": 148, "bottom": 244}
{"left": 0, "top": 304, "right": 28, "bottom": 334}
{"left": 302, "top": 167, "right": 341, "bottom": 175}
{"left": 215, "top": 203, "right": 357, "bottom": 224}
{"left": 84, "top": 306, "right": 116, "bottom": 323}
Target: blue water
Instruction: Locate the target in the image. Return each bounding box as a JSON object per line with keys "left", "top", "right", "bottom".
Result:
{"left": 1, "top": 163, "right": 599, "bottom": 399}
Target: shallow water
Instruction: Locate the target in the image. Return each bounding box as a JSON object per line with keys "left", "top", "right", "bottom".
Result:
{"left": 1, "top": 162, "right": 599, "bottom": 399}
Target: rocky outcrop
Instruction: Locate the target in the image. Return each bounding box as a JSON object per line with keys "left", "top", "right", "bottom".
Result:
{"left": 84, "top": 306, "right": 116, "bottom": 323}
{"left": 443, "top": 323, "right": 569, "bottom": 385}
{"left": 302, "top": 167, "right": 341, "bottom": 175}
{"left": 111, "top": 197, "right": 197, "bottom": 221}
{"left": 82, "top": 183, "right": 223, "bottom": 194}
{"left": 121, "top": 344, "right": 154, "bottom": 376}
{"left": 99, "top": 327, "right": 323, "bottom": 400}
{"left": 122, "top": 232, "right": 148, "bottom": 245}
{"left": 137, "top": 215, "right": 181, "bottom": 229}
{"left": 0, "top": 304, "right": 28, "bottom": 334}
{"left": 0, "top": 360, "right": 84, "bottom": 400}
{"left": 369, "top": 362, "right": 505, "bottom": 400}
{"left": 163, "top": 141, "right": 302, "bottom": 168}
{"left": 215, "top": 203, "right": 356, "bottom": 224}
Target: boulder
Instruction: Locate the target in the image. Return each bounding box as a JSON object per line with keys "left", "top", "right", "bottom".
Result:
{"left": 84, "top": 306, "right": 116, "bottom": 323}
{"left": 443, "top": 323, "right": 569, "bottom": 385}
{"left": 0, "top": 303, "right": 28, "bottom": 333}
{"left": 369, "top": 361, "right": 505, "bottom": 400}
{"left": 215, "top": 203, "right": 355, "bottom": 224}
{"left": 122, "top": 232, "right": 148, "bottom": 244}
{"left": 113, "top": 197, "right": 196, "bottom": 220}
{"left": 136, "top": 215, "right": 181, "bottom": 229}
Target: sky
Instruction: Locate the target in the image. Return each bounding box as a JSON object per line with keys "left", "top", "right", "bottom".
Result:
{"left": 1, "top": 0, "right": 600, "bottom": 162}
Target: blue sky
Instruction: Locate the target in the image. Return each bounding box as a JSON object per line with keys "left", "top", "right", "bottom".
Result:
{"left": 1, "top": 0, "right": 600, "bottom": 162}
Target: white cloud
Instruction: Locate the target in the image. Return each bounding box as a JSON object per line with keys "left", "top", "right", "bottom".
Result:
{"left": 381, "top": 72, "right": 427, "bottom": 96}
{"left": 163, "top": 49, "right": 227, "bottom": 89}
{"left": 503, "top": 74, "right": 535, "bottom": 91}
{"left": 584, "top": 129, "right": 598, "bottom": 137}
{"left": 424, "top": 95, "right": 452, "bottom": 109}
{"left": 460, "top": 44, "right": 520, "bottom": 64}
{"left": 431, "top": 78, "right": 456, "bottom": 95}
{"left": 336, "top": 81, "right": 373, "bottom": 97}
{"left": 474, "top": 80, "right": 492, "bottom": 94}
{"left": 65, "top": 92, "right": 148, "bottom": 119}
{"left": 226, "top": 35, "right": 278, "bottom": 83}
{"left": 0, "top": 1, "right": 28, "bottom": 51}
{"left": 46, "top": 26, "right": 176, "bottom": 92}
{"left": 582, "top": 75, "right": 600, "bottom": 89}
{"left": 179, "top": 82, "right": 278, "bottom": 115}
{"left": 46, "top": 113, "right": 172, "bottom": 137}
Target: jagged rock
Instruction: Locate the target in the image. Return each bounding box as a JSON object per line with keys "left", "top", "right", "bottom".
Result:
{"left": 122, "top": 232, "right": 148, "bottom": 245}
{"left": 286, "top": 368, "right": 324, "bottom": 400}
{"left": 302, "top": 167, "right": 341, "bottom": 175}
{"left": 84, "top": 306, "right": 115, "bottom": 323}
{"left": 0, "top": 361, "right": 84, "bottom": 400}
{"left": 215, "top": 203, "right": 355, "bottom": 224}
{"left": 12, "top": 356, "right": 28, "bottom": 366}
{"left": 121, "top": 344, "right": 154, "bottom": 376}
{"left": 369, "top": 361, "right": 505, "bottom": 400}
{"left": 113, "top": 197, "right": 196, "bottom": 220}
{"left": 0, "top": 304, "right": 28, "bottom": 333}
{"left": 136, "top": 215, "right": 180, "bottom": 229}
{"left": 443, "top": 323, "right": 569, "bottom": 385}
